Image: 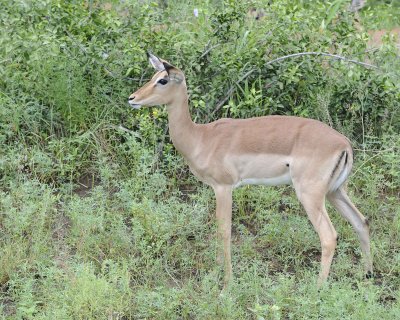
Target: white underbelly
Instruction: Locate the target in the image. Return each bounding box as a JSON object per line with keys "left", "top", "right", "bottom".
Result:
{"left": 234, "top": 172, "right": 292, "bottom": 188}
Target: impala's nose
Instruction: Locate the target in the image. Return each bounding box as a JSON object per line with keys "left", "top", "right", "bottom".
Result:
{"left": 128, "top": 95, "right": 135, "bottom": 102}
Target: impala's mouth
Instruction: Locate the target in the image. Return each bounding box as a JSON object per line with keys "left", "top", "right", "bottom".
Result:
{"left": 128, "top": 102, "right": 142, "bottom": 109}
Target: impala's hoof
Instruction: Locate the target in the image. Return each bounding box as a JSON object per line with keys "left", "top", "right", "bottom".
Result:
{"left": 365, "top": 271, "right": 373, "bottom": 279}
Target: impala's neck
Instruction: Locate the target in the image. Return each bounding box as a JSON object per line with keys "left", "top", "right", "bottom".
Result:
{"left": 166, "top": 87, "right": 198, "bottom": 159}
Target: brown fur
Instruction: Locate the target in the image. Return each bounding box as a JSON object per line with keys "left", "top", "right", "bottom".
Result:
{"left": 129, "top": 55, "right": 372, "bottom": 288}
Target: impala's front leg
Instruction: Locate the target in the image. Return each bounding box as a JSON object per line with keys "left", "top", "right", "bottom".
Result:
{"left": 213, "top": 185, "right": 233, "bottom": 287}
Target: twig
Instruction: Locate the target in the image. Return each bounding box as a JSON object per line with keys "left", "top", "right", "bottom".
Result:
{"left": 352, "top": 147, "right": 395, "bottom": 177}
{"left": 151, "top": 124, "right": 169, "bottom": 172}
{"left": 365, "top": 47, "right": 379, "bottom": 54}
{"left": 200, "top": 43, "right": 221, "bottom": 59}
{"left": 0, "top": 59, "right": 12, "bottom": 64}
{"left": 164, "top": 262, "right": 180, "bottom": 287}
{"left": 105, "top": 124, "right": 135, "bottom": 134}
{"left": 265, "top": 52, "right": 378, "bottom": 69}
{"left": 211, "top": 69, "right": 255, "bottom": 116}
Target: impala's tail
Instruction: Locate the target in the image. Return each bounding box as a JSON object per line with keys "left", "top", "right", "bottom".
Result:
{"left": 329, "top": 148, "right": 353, "bottom": 192}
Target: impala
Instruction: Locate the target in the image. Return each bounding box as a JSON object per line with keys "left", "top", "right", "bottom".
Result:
{"left": 128, "top": 53, "right": 372, "bottom": 287}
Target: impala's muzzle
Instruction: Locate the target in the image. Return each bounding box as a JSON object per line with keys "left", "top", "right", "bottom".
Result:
{"left": 128, "top": 95, "right": 141, "bottom": 109}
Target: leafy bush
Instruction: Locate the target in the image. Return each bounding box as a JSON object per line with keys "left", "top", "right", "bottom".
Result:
{"left": 1, "top": 0, "right": 399, "bottom": 187}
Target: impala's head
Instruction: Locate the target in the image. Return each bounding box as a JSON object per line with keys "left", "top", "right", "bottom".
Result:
{"left": 128, "top": 52, "right": 186, "bottom": 109}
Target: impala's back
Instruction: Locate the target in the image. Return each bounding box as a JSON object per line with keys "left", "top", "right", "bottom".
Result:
{"left": 190, "top": 115, "right": 351, "bottom": 192}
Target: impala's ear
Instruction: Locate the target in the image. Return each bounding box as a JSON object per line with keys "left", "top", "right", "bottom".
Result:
{"left": 162, "top": 60, "right": 183, "bottom": 82}
{"left": 147, "top": 51, "right": 165, "bottom": 71}
{"left": 162, "top": 61, "right": 174, "bottom": 74}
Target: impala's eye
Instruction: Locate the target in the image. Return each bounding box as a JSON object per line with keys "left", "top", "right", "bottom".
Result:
{"left": 158, "top": 79, "right": 168, "bottom": 85}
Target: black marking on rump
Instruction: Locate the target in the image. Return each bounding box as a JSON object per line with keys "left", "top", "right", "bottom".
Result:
{"left": 331, "top": 151, "right": 346, "bottom": 178}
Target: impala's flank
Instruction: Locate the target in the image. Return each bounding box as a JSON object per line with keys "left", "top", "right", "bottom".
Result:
{"left": 128, "top": 53, "right": 372, "bottom": 288}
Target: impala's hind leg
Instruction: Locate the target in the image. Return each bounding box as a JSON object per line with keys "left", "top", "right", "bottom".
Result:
{"left": 327, "top": 187, "right": 373, "bottom": 277}
{"left": 294, "top": 182, "right": 337, "bottom": 287}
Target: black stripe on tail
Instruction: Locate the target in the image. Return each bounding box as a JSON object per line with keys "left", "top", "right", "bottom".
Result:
{"left": 331, "top": 151, "right": 346, "bottom": 178}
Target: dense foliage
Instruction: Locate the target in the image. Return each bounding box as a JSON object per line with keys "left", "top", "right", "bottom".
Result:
{"left": 0, "top": 0, "right": 399, "bottom": 318}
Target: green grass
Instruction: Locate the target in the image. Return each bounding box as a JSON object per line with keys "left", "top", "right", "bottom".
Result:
{"left": 1, "top": 0, "right": 399, "bottom": 318}
{"left": 361, "top": 0, "right": 400, "bottom": 29}
{"left": 0, "top": 168, "right": 399, "bottom": 319}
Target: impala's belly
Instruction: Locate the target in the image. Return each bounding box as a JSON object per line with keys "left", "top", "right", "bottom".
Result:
{"left": 234, "top": 172, "right": 292, "bottom": 188}
{"left": 233, "top": 154, "right": 292, "bottom": 188}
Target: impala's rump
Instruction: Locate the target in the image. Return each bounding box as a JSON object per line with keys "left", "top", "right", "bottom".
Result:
{"left": 329, "top": 149, "right": 353, "bottom": 192}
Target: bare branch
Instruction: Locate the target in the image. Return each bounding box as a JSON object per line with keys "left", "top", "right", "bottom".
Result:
{"left": 349, "top": 0, "right": 366, "bottom": 12}
{"left": 211, "top": 69, "right": 255, "bottom": 116}
{"left": 265, "top": 52, "right": 378, "bottom": 69}
{"left": 200, "top": 43, "right": 221, "bottom": 59}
